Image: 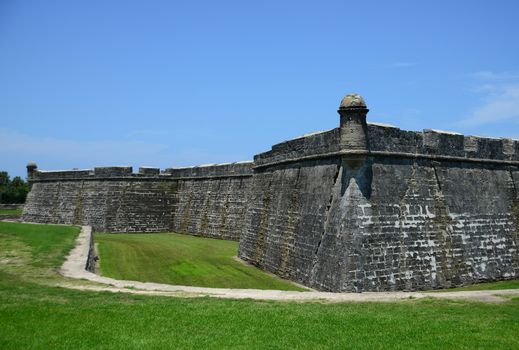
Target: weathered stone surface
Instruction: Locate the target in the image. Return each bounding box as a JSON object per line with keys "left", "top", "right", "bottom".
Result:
{"left": 23, "top": 163, "right": 252, "bottom": 240}
{"left": 340, "top": 93, "right": 367, "bottom": 109}
{"left": 239, "top": 154, "right": 519, "bottom": 292}
{"left": 239, "top": 160, "right": 340, "bottom": 285}
{"left": 254, "top": 129, "right": 340, "bottom": 167}
{"left": 238, "top": 94, "right": 519, "bottom": 292}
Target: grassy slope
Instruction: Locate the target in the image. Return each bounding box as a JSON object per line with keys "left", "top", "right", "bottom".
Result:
{"left": 0, "top": 222, "right": 79, "bottom": 282}
{"left": 0, "top": 208, "right": 22, "bottom": 219}
{"left": 429, "top": 279, "right": 519, "bottom": 292}
{"left": 0, "top": 222, "right": 518, "bottom": 349}
{"left": 95, "top": 233, "right": 304, "bottom": 291}
{"left": 0, "top": 209, "right": 22, "bottom": 215}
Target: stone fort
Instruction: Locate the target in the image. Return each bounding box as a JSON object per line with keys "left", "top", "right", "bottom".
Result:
{"left": 23, "top": 94, "right": 519, "bottom": 292}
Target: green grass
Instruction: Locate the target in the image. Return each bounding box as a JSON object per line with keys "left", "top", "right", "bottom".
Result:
{"left": 95, "top": 232, "right": 305, "bottom": 291}
{"left": 0, "top": 208, "right": 22, "bottom": 217}
{"left": 428, "top": 279, "right": 519, "bottom": 292}
{"left": 0, "top": 222, "right": 80, "bottom": 286}
{"left": 0, "top": 222, "right": 518, "bottom": 349}
{"left": 1, "top": 273, "right": 519, "bottom": 349}
{"left": 0, "top": 208, "right": 22, "bottom": 214}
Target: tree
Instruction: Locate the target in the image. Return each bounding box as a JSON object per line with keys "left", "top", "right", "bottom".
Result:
{"left": 0, "top": 172, "right": 29, "bottom": 204}
{"left": 0, "top": 171, "right": 9, "bottom": 187}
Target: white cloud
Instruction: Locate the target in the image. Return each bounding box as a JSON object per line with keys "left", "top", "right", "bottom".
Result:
{"left": 458, "top": 71, "right": 519, "bottom": 127}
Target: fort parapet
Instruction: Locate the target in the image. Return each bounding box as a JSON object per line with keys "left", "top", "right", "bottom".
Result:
{"left": 24, "top": 163, "right": 252, "bottom": 240}
{"left": 23, "top": 93, "right": 519, "bottom": 292}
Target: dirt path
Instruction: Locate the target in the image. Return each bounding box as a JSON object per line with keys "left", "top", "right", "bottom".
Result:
{"left": 59, "top": 226, "right": 519, "bottom": 303}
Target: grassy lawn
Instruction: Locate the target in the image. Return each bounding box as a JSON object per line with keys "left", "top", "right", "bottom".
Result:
{"left": 0, "top": 208, "right": 22, "bottom": 218}
{"left": 95, "top": 232, "right": 305, "bottom": 291}
{"left": 0, "top": 222, "right": 518, "bottom": 349}
{"left": 0, "top": 222, "right": 79, "bottom": 283}
{"left": 428, "top": 279, "right": 519, "bottom": 292}
{"left": 0, "top": 209, "right": 22, "bottom": 215}
{"left": 1, "top": 274, "right": 518, "bottom": 350}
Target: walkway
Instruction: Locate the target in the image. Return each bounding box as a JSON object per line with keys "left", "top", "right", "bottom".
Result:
{"left": 59, "top": 226, "right": 519, "bottom": 303}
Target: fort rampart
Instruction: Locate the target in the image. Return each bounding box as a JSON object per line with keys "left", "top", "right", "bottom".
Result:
{"left": 23, "top": 162, "right": 252, "bottom": 240}
{"left": 22, "top": 93, "right": 519, "bottom": 292}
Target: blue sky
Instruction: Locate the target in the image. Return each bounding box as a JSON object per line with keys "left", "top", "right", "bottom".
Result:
{"left": 1, "top": 0, "right": 518, "bottom": 178}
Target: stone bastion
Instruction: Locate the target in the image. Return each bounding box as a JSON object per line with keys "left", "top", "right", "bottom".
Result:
{"left": 23, "top": 93, "right": 519, "bottom": 292}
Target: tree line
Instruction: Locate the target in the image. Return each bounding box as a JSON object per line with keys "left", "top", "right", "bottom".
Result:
{"left": 0, "top": 171, "right": 29, "bottom": 204}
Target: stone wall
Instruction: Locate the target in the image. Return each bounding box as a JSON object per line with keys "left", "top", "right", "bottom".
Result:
{"left": 237, "top": 97, "right": 519, "bottom": 292}
{"left": 23, "top": 163, "right": 252, "bottom": 240}
{"left": 240, "top": 153, "right": 519, "bottom": 292}
{"left": 23, "top": 93, "right": 519, "bottom": 292}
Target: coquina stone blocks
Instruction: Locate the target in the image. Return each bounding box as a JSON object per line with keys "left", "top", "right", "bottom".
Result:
{"left": 23, "top": 163, "right": 252, "bottom": 240}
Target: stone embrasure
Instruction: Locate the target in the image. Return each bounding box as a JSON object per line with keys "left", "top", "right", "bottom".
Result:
{"left": 23, "top": 93, "right": 519, "bottom": 292}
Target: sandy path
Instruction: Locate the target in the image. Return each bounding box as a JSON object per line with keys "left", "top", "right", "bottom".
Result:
{"left": 59, "top": 226, "right": 519, "bottom": 303}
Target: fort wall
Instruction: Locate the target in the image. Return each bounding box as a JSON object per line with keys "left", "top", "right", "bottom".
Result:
{"left": 238, "top": 95, "right": 519, "bottom": 292}
{"left": 22, "top": 93, "right": 519, "bottom": 291}
{"left": 23, "top": 163, "right": 252, "bottom": 240}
